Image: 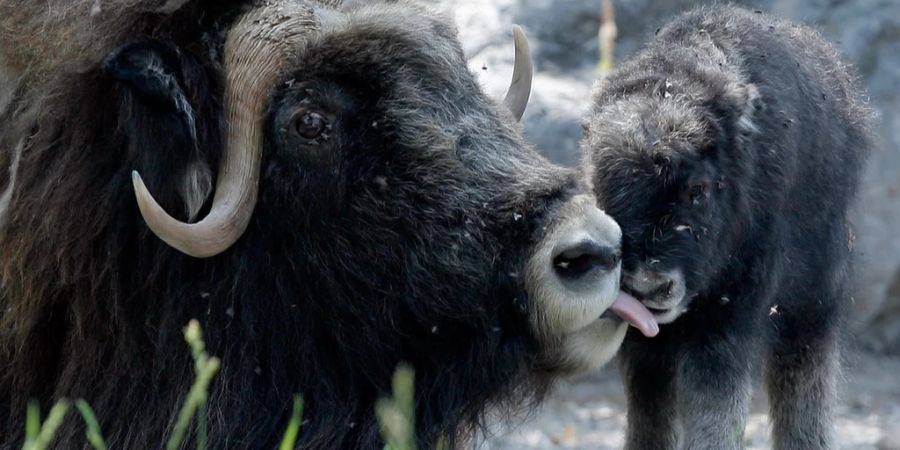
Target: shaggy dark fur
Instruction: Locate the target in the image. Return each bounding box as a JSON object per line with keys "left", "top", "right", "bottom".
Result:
{"left": 0, "top": 1, "right": 591, "bottom": 448}
{"left": 585, "top": 6, "right": 874, "bottom": 450}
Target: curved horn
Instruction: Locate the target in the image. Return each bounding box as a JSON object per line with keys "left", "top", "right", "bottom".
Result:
{"left": 132, "top": 3, "right": 316, "bottom": 258}
{"left": 503, "top": 25, "right": 533, "bottom": 122}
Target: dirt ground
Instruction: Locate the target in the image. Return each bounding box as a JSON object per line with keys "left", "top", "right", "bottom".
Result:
{"left": 481, "top": 351, "right": 900, "bottom": 449}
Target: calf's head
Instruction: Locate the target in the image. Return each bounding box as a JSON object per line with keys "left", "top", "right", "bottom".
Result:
{"left": 586, "top": 79, "right": 758, "bottom": 324}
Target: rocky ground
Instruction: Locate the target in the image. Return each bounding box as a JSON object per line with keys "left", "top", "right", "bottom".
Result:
{"left": 481, "top": 351, "right": 900, "bottom": 449}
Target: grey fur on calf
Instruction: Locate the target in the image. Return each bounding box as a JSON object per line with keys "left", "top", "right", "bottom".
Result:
{"left": 585, "top": 5, "right": 874, "bottom": 450}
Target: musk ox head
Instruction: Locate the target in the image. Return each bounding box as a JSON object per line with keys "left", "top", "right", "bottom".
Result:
{"left": 585, "top": 69, "right": 759, "bottom": 324}
{"left": 118, "top": 0, "right": 630, "bottom": 373}
{"left": 0, "top": 0, "right": 647, "bottom": 447}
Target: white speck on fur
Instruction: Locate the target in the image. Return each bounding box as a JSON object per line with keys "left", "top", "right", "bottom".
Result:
{"left": 373, "top": 176, "right": 388, "bottom": 191}
{"left": 155, "top": 0, "right": 192, "bottom": 14}
{"left": 90, "top": 0, "right": 102, "bottom": 17}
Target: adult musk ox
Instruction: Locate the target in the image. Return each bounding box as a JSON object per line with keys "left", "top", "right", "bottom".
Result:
{"left": 584, "top": 5, "right": 874, "bottom": 450}
{"left": 0, "top": 0, "right": 658, "bottom": 448}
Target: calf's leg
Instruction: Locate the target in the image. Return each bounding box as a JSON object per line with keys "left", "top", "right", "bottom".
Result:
{"left": 620, "top": 332, "right": 680, "bottom": 450}
{"left": 765, "top": 298, "right": 842, "bottom": 450}
{"left": 677, "top": 330, "right": 756, "bottom": 450}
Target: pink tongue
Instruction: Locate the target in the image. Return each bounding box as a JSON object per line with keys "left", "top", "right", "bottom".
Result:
{"left": 610, "top": 291, "right": 659, "bottom": 337}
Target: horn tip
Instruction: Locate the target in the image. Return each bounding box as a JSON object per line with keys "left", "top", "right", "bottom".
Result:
{"left": 511, "top": 25, "right": 528, "bottom": 43}
{"left": 512, "top": 25, "right": 529, "bottom": 51}
{"left": 503, "top": 23, "right": 533, "bottom": 122}
{"left": 131, "top": 170, "right": 148, "bottom": 198}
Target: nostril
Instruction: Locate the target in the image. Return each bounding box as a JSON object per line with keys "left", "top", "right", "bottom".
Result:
{"left": 552, "top": 241, "right": 621, "bottom": 280}
{"left": 646, "top": 279, "right": 675, "bottom": 299}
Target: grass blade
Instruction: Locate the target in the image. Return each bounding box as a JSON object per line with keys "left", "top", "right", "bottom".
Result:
{"left": 75, "top": 400, "right": 108, "bottom": 450}
{"left": 165, "top": 356, "right": 220, "bottom": 450}
{"left": 24, "top": 401, "right": 40, "bottom": 446}
{"left": 196, "top": 401, "right": 208, "bottom": 450}
{"left": 278, "top": 395, "right": 304, "bottom": 450}
{"left": 376, "top": 364, "right": 416, "bottom": 450}
{"left": 166, "top": 320, "right": 221, "bottom": 450}
{"left": 23, "top": 400, "right": 71, "bottom": 450}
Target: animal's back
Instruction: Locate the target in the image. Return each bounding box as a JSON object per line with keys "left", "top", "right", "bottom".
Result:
{"left": 658, "top": 5, "right": 873, "bottom": 211}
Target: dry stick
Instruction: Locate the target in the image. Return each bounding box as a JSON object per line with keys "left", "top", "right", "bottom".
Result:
{"left": 598, "top": 0, "right": 617, "bottom": 75}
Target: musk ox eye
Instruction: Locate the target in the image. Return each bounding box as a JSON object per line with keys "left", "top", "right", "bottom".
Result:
{"left": 293, "top": 110, "right": 329, "bottom": 140}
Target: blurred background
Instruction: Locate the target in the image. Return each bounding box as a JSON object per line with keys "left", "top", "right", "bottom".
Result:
{"left": 425, "top": 0, "right": 900, "bottom": 448}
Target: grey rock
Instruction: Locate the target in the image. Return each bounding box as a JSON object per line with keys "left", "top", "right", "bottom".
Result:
{"left": 878, "top": 422, "right": 900, "bottom": 450}
{"left": 809, "top": 0, "right": 900, "bottom": 350}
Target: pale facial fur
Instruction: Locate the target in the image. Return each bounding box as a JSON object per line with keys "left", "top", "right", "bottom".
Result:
{"left": 526, "top": 194, "right": 627, "bottom": 372}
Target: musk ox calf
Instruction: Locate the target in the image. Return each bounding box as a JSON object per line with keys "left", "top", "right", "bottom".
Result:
{"left": 585, "top": 5, "right": 874, "bottom": 450}
{"left": 0, "top": 0, "right": 657, "bottom": 448}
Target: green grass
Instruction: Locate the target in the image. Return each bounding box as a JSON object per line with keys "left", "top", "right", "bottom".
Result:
{"left": 20, "top": 320, "right": 433, "bottom": 450}
{"left": 375, "top": 364, "right": 448, "bottom": 450}
{"left": 22, "top": 399, "right": 70, "bottom": 450}
{"left": 278, "top": 396, "right": 305, "bottom": 450}
{"left": 166, "top": 319, "right": 221, "bottom": 450}
{"left": 75, "top": 400, "right": 107, "bottom": 450}
{"left": 376, "top": 364, "right": 416, "bottom": 450}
